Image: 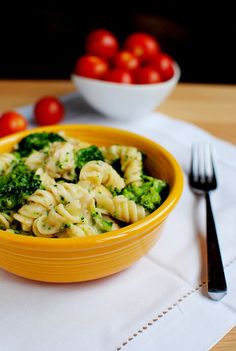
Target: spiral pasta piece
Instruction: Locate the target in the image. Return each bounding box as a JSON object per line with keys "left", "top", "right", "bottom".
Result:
{"left": 14, "top": 202, "right": 48, "bottom": 230}
{"left": 13, "top": 190, "right": 57, "bottom": 231}
{"left": 32, "top": 201, "right": 84, "bottom": 236}
{"left": 33, "top": 196, "right": 96, "bottom": 237}
{"left": 14, "top": 183, "right": 92, "bottom": 232}
{"left": 95, "top": 192, "right": 146, "bottom": 223}
{"left": 58, "top": 224, "right": 86, "bottom": 238}
{"left": 54, "top": 193, "right": 119, "bottom": 237}
{"left": 64, "top": 136, "right": 91, "bottom": 152}
{"left": 28, "top": 189, "right": 57, "bottom": 209}
{"left": 94, "top": 185, "right": 113, "bottom": 213}
{"left": 35, "top": 168, "right": 56, "bottom": 189}
{"left": 77, "top": 223, "right": 100, "bottom": 236}
{"left": 49, "top": 183, "right": 91, "bottom": 204}
{"left": 101, "top": 145, "right": 142, "bottom": 185}
{"left": 0, "top": 212, "right": 13, "bottom": 229}
{"left": 25, "top": 151, "right": 46, "bottom": 171}
{"left": 80, "top": 160, "right": 125, "bottom": 190}
{"left": 0, "top": 153, "right": 16, "bottom": 175}
{"left": 44, "top": 142, "right": 76, "bottom": 181}
{"left": 55, "top": 222, "right": 100, "bottom": 238}
{"left": 32, "top": 216, "right": 55, "bottom": 237}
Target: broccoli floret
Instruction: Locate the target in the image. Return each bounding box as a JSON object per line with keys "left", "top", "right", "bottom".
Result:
{"left": 17, "top": 132, "right": 65, "bottom": 157}
{"left": 0, "top": 162, "right": 41, "bottom": 211}
{"left": 75, "top": 145, "right": 104, "bottom": 170}
{"left": 122, "top": 175, "right": 168, "bottom": 212}
{"left": 91, "top": 211, "right": 113, "bottom": 233}
{"left": 108, "top": 186, "right": 121, "bottom": 197}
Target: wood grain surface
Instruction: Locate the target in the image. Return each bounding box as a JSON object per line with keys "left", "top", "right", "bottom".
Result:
{"left": 0, "top": 81, "right": 235, "bottom": 144}
{"left": 0, "top": 80, "right": 235, "bottom": 350}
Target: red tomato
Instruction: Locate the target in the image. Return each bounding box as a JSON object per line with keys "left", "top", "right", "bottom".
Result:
{"left": 34, "top": 97, "right": 64, "bottom": 126}
{"left": 105, "top": 69, "right": 134, "bottom": 84}
{"left": 85, "top": 29, "right": 118, "bottom": 59}
{"left": 124, "top": 33, "right": 160, "bottom": 62}
{"left": 74, "top": 55, "right": 109, "bottom": 80}
{"left": 0, "top": 111, "right": 27, "bottom": 137}
{"left": 151, "top": 53, "right": 174, "bottom": 81}
{"left": 136, "top": 66, "right": 163, "bottom": 84}
{"left": 113, "top": 51, "right": 139, "bottom": 72}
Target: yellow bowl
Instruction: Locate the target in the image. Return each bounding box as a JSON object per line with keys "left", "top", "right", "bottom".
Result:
{"left": 0, "top": 125, "right": 183, "bottom": 283}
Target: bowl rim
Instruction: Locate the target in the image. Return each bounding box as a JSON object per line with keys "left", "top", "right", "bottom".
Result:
{"left": 0, "top": 124, "right": 184, "bottom": 248}
{"left": 72, "top": 62, "right": 181, "bottom": 89}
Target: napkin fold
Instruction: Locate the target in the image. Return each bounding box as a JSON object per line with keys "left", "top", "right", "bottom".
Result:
{"left": 0, "top": 93, "right": 235, "bottom": 351}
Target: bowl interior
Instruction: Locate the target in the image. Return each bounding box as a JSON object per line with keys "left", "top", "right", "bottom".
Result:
{"left": 0, "top": 125, "right": 183, "bottom": 245}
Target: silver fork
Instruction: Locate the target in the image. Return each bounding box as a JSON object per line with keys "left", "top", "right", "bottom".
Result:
{"left": 189, "top": 143, "right": 227, "bottom": 301}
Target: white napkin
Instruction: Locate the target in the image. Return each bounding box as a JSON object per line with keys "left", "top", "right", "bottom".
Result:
{"left": 0, "top": 93, "right": 235, "bottom": 351}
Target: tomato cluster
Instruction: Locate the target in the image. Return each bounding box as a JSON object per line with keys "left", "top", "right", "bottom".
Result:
{"left": 0, "top": 30, "right": 176, "bottom": 138}
{"left": 0, "top": 97, "right": 64, "bottom": 137}
{"left": 74, "top": 29, "right": 175, "bottom": 84}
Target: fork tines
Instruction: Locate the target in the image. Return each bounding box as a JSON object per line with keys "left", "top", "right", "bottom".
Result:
{"left": 190, "top": 143, "right": 217, "bottom": 191}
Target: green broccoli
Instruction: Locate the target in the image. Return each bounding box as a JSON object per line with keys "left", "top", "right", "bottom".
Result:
{"left": 75, "top": 145, "right": 104, "bottom": 170}
{"left": 0, "top": 162, "right": 41, "bottom": 211}
{"left": 91, "top": 210, "right": 113, "bottom": 233}
{"left": 16, "top": 132, "right": 65, "bottom": 157}
{"left": 122, "top": 175, "right": 168, "bottom": 212}
{"left": 108, "top": 186, "right": 122, "bottom": 197}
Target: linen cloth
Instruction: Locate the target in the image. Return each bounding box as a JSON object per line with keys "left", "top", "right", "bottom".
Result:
{"left": 0, "top": 93, "right": 235, "bottom": 351}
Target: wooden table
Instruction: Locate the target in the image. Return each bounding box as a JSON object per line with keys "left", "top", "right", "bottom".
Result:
{"left": 0, "top": 81, "right": 235, "bottom": 350}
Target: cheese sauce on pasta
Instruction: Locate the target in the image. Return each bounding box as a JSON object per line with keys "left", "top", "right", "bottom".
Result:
{"left": 0, "top": 132, "right": 167, "bottom": 238}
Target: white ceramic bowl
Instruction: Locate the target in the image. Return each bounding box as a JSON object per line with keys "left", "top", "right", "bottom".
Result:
{"left": 72, "top": 63, "right": 180, "bottom": 120}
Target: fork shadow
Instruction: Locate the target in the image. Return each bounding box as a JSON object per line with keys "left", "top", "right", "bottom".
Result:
{"left": 192, "top": 195, "right": 208, "bottom": 297}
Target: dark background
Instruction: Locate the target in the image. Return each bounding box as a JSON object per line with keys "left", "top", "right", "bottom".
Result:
{"left": 0, "top": 2, "right": 235, "bottom": 83}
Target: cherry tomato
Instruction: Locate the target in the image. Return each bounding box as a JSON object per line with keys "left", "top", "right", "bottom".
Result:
{"left": 0, "top": 111, "right": 27, "bottom": 137}
{"left": 74, "top": 55, "right": 109, "bottom": 80}
{"left": 150, "top": 53, "right": 174, "bottom": 81}
{"left": 113, "top": 51, "right": 139, "bottom": 72}
{"left": 105, "top": 69, "right": 134, "bottom": 84}
{"left": 136, "top": 66, "right": 163, "bottom": 84}
{"left": 85, "top": 29, "right": 118, "bottom": 59}
{"left": 124, "top": 33, "right": 160, "bottom": 62}
{"left": 34, "top": 97, "right": 64, "bottom": 126}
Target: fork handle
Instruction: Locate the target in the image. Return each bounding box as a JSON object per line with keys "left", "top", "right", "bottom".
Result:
{"left": 206, "top": 192, "right": 227, "bottom": 300}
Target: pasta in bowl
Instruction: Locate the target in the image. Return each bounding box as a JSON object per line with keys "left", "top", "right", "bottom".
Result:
{"left": 0, "top": 125, "right": 183, "bottom": 282}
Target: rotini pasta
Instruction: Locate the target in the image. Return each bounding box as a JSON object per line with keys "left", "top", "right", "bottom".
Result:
{"left": 0, "top": 212, "right": 13, "bottom": 230}
{"left": 0, "top": 153, "right": 16, "bottom": 175}
{"left": 64, "top": 135, "right": 91, "bottom": 152}
{"left": 44, "top": 142, "right": 76, "bottom": 181}
{"left": 65, "top": 223, "right": 100, "bottom": 238}
{"left": 95, "top": 191, "right": 147, "bottom": 223}
{"left": 35, "top": 168, "right": 56, "bottom": 189}
{"left": 101, "top": 145, "right": 142, "bottom": 185}
{"left": 32, "top": 201, "right": 84, "bottom": 237}
{"left": 80, "top": 160, "right": 125, "bottom": 190}
{"left": 25, "top": 151, "right": 46, "bottom": 171}
{"left": 0, "top": 131, "right": 167, "bottom": 237}
{"left": 14, "top": 182, "right": 93, "bottom": 234}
